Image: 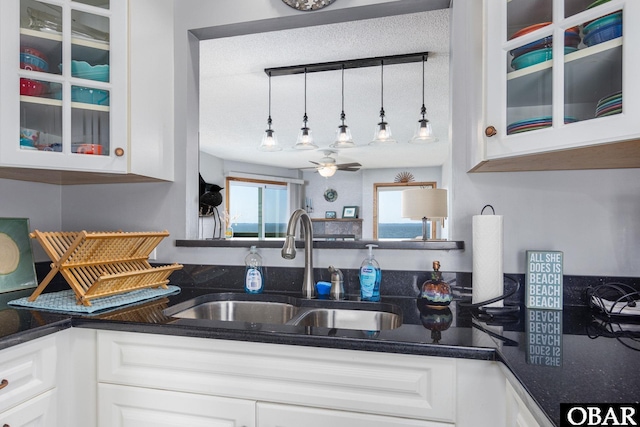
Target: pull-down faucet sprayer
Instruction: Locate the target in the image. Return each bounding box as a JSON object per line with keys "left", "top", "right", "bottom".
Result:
{"left": 281, "top": 208, "right": 315, "bottom": 299}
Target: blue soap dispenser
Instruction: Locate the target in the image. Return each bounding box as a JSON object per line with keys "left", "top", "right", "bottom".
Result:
{"left": 360, "top": 244, "right": 381, "bottom": 301}
{"left": 245, "top": 245, "right": 264, "bottom": 294}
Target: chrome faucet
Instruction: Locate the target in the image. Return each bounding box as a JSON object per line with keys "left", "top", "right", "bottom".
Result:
{"left": 281, "top": 208, "right": 315, "bottom": 298}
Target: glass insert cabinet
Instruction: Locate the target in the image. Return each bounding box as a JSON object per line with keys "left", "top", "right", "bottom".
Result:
{"left": 482, "top": 0, "right": 639, "bottom": 164}
{"left": 0, "top": 0, "right": 127, "bottom": 174}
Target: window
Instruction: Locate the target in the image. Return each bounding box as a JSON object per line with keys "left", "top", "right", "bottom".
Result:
{"left": 373, "top": 182, "right": 437, "bottom": 239}
{"left": 225, "top": 177, "right": 288, "bottom": 238}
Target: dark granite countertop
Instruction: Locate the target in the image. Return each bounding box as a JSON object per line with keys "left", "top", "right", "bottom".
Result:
{"left": 0, "top": 276, "right": 638, "bottom": 427}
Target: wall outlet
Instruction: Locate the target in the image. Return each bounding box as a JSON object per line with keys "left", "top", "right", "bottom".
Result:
{"left": 149, "top": 248, "right": 157, "bottom": 260}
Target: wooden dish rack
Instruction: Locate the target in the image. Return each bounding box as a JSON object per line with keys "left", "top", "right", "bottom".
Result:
{"left": 28, "top": 230, "right": 183, "bottom": 306}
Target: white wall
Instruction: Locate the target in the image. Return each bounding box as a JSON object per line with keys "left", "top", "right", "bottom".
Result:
{"left": 2, "top": 0, "right": 638, "bottom": 277}
{"left": 0, "top": 179, "right": 61, "bottom": 262}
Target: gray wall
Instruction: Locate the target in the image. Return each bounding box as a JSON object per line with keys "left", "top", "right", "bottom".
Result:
{"left": 1, "top": 0, "right": 638, "bottom": 278}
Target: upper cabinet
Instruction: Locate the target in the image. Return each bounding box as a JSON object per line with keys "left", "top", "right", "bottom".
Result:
{"left": 473, "top": 0, "right": 640, "bottom": 172}
{"left": 0, "top": 0, "right": 174, "bottom": 184}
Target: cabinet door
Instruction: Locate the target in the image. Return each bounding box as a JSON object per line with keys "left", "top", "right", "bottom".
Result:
{"left": 257, "top": 403, "right": 451, "bottom": 427}
{"left": 505, "top": 381, "right": 542, "bottom": 427}
{"left": 0, "top": 335, "right": 56, "bottom": 414}
{"left": 0, "top": 0, "right": 127, "bottom": 174}
{"left": 98, "top": 383, "right": 256, "bottom": 427}
{"left": 0, "top": 389, "right": 57, "bottom": 427}
{"left": 483, "top": 0, "right": 639, "bottom": 163}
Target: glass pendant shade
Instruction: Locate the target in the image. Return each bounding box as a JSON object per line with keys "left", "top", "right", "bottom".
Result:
{"left": 294, "top": 121, "right": 317, "bottom": 150}
{"left": 259, "top": 127, "right": 281, "bottom": 151}
{"left": 370, "top": 118, "right": 396, "bottom": 144}
{"left": 331, "top": 124, "right": 355, "bottom": 148}
{"left": 410, "top": 117, "right": 438, "bottom": 143}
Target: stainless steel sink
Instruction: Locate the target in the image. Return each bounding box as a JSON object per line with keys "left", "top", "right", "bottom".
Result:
{"left": 164, "top": 293, "right": 402, "bottom": 331}
{"left": 290, "top": 308, "right": 401, "bottom": 330}
{"left": 169, "top": 300, "right": 299, "bottom": 324}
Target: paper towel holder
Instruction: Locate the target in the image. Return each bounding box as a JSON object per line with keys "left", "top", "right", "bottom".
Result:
{"left": 481, "top": 204, "right": 495, "bottom": 215}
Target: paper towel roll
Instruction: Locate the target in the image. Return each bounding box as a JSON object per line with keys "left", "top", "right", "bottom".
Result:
{"left": 472, "top": 214, "right": 503, "bottom": 307}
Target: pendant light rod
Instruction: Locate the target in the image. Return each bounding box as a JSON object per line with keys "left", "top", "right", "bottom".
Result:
{"left": 265, "top": 51, "right": 429, "bottom": 77}
{"left": 267, "top": 71, "right": 273, "bottom": 129}
{"left": 420, "top": 54, "right": 427, "bottom": 118}
{"left": 340, "top": 65, "right": 345, "bottom": 124}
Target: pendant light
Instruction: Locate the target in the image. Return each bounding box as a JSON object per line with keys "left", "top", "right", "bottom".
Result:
{"left": 258, "top": 71, "right": 282, "bottom": 151}
{"left": 410, "top": 55, "right": 438, "bottom": 143}
{"left": 331, "top": 65, "right": 355, "bottom": 149}
{"left": 370, "top": 60, "right": 396, "bottom": 145}
{"left": 293, "top": 68, "right": 318, "bottom": 150}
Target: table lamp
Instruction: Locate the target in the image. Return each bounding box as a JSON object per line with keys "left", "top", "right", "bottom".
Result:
{"left": 401, "top": 188, "right": 448, "bottom": 240}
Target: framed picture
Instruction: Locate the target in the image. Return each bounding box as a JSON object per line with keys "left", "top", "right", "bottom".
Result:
{"left": 342, "top": 206, "right": 359, "bottom": 219}
{"left": 0, "top": 218, "right": 37, "bottom": 293}
{"left": 325, "top": 211, "right": 337, "bottom": 219}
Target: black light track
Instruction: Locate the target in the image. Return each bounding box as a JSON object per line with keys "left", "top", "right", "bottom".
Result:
{"left": 264, "top": 52, "right": 429, "bottom": 77}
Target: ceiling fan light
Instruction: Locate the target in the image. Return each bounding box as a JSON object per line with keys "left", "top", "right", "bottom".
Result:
{"left": 317, "top": 164, "right": 337, "bottom": 177}
{"left": 410, "top": 119, "right": 438, "bottom": 143}
{"left": 259, "top": 129, "right": 282, "bottom": 151}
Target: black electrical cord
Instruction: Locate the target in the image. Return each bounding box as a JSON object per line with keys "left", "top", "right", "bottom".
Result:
{"left": 457, "top": 275, "right": 521, "bottom": 322}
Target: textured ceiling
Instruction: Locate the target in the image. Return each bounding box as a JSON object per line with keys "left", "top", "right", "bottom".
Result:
{"left": 199, "top": 9, "right": 451, "bottom": 171}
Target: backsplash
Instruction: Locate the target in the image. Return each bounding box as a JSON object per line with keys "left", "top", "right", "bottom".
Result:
{"left": 33, "top": 262, "right": 640, "bottom": 308}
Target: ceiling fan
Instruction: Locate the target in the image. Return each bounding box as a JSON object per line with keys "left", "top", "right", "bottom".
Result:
{"left": 308, "top": 150, "right": 361, "bottom": 177}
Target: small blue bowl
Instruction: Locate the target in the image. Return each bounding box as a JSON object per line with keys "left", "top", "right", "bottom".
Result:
{"left": 511, "top": 47, "right": 578, "bottom": 71}
{"left": 20, "top": 53, "right": 49, "bottom": 72}
{"left": 583, "top": 12, "right": 622, "bottom": 35}
{"left": 584, "top": 22, "right": 622, "bottom": 46}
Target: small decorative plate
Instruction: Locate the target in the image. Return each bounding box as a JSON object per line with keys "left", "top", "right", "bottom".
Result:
{"left": 282, "top": 0, "right": 336, "bottom": 11}
{"left": 324, "top": 188, "right": 338, "bottom": 203}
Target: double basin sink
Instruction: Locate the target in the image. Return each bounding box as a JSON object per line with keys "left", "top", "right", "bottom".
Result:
{"left": 164, "top": 292, "right": 402, "bottom": 331}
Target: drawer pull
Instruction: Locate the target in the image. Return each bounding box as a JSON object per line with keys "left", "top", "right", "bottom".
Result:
{"left": 485, "top": 126, "right": 497, "bottom": 137}
{"left": 0, "top": 379, "right": 7, "bottom": 390}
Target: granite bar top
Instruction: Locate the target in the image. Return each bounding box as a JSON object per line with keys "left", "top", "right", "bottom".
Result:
{"left": 0, "top": 265, "right": 638, "bottom": 427}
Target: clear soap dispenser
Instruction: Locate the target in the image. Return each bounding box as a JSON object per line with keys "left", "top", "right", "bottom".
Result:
{"left": 359, "top": 244, "right": 381, "bottom": 301}
{"left": 244, "top": 246, "right": 264, "bottom": 294}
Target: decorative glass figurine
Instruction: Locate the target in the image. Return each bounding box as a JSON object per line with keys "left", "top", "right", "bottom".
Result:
{"left": 419, "top": 261, "right": 453, "bottom": 309}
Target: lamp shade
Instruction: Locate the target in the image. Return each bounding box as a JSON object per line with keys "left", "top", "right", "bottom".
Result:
{"left": 401, "top": 188, "right": 448, "bottom": 220}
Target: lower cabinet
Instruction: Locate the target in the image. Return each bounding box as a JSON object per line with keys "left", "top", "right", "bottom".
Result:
{"left": 97, "top": 330, "right": 457, "bottom": 425}
{"left": 505, "top": 380, "right": 543, "bottom": 427}
{"left": 98, "top": 383, "right": 255, "bottom": 427}
{"left": 0, "top": 334, "right": 57, "bottom": 426}
{"left": 0, "top": 388, "right": 57, "bottom": 426}
{"left": 257, "top": 402, "right": 451, "bottom": 427}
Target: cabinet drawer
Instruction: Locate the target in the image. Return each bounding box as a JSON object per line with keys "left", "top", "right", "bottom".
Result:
{"left": 98, "top": 330, "right": 456, "bottom": 422}
{"left": 0, "top": 388, "right": 57, "bottom": 427}
{"left": 257, "top": 402, "right": 452, "bottom": 427}
{"left": 0, "top": 336, "right": 56, "bottom": 413}
{"left": 98, "top": 383, "right": 255, "bottom": 427}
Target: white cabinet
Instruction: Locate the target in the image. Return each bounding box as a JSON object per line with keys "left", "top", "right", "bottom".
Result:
{"left": 98, "top": 383, "right": 255, "bottom": 427}
{"left": 0, "top": 334, "right": 57, "bottom": 425}
{"left": 506, "top": 380, "right": 543, "bottom": 427}
{"left": 474, "top": 0, "right": 640, "bottom": 172}
{"left": 97, "top": 330, "right": 458, "bottom": 425}
{"left": 257, "top": 402, "right": 450, "bottom": 427}
{"left": 0, "top": 389, "right": 57, "bottom": 427}
{"left": 0, "top": 0, "right": 174, "bottom": 184}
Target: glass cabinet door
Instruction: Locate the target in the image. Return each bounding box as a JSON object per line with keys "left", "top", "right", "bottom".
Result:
{"left": 483, "top": 0, "right": 635, "bottom": 161}
{"left": 17, "top": 0, "right": 113, "bottom": 158}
